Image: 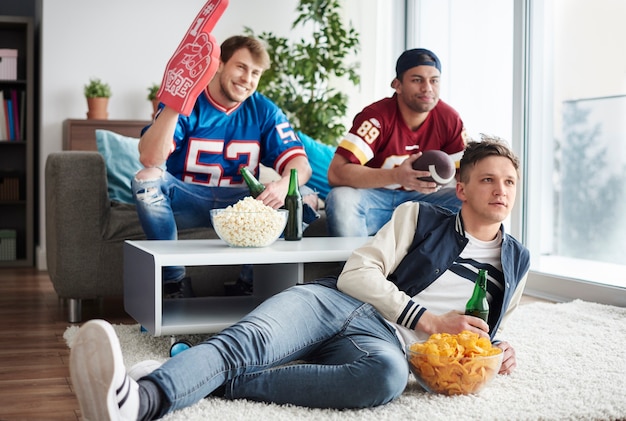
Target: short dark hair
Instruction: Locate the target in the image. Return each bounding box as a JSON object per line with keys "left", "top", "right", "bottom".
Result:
{"left": 459, "top": 135, "right": 521, "bottom": 182}
{"left": 220, "top": 35, "right": 270, "bottom": 70}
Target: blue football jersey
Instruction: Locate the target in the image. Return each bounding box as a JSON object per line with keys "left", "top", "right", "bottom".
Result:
{"left": 154, "top": 89, "right": 306, "bottom": 187}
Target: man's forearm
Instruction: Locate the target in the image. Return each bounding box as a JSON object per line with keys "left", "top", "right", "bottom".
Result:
{"left": 282, "top": 156, "right": 312, "bottom": 185}
{"left": 138, "top": 106, "right": 179, "bottom": 167}
{"left": 329, "top": 165, "right": 398, "bottom": 188}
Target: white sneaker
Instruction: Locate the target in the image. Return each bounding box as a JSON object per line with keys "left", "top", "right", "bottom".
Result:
{"left": 70, "top": 319, "right": 140, "bottom": 421}
{"left": 128, "top": 360, "right": 162, "bottom": 381}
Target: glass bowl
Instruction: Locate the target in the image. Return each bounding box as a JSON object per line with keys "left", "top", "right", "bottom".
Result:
{"left": 406, "top": 345, "right": 503, "bottom": 395}
{"left": 210, "top": 208, "right": 288, "bottom": 247}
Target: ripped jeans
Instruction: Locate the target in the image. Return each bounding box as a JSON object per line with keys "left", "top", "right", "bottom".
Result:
{"left": 132, "top": 169, "right": 250, "bottom": 283}
{"left": 132, "top": 169, "right": 318, "bottom": 284}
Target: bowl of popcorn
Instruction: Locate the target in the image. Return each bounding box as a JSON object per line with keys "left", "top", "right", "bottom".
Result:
{"left": 210, "top": 197, "right": 288, "bottom": 247}
{"left": 407, "top": 331, "right": 503, "bottom": 395}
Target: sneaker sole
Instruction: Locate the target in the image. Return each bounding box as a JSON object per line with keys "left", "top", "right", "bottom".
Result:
{"left": 69, "top": 320, "right": 124, "bottom": 421}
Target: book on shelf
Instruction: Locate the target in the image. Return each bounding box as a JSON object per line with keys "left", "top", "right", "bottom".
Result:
{"left": 0, "top": 92, "right": 6, "bottom": 141}
{"left": 19, "top": 90, "right": 25, "bottom": 141}
{"left": 6, "top": 98, "right": 14, "bottom": 140}
{"left": 10, "top": 90, "right": 19, "bottom": 141}
{"left": 0, "top": 89, "right": 25, "bottom": 141}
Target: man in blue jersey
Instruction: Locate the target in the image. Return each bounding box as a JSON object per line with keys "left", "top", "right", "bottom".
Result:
{"left": 133, "top": 35, "right": 317, "bottom": 298}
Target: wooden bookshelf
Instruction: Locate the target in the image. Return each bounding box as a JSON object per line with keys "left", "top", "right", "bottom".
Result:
{"left": 0, "top": 16, "right": 34, "bottom": 267}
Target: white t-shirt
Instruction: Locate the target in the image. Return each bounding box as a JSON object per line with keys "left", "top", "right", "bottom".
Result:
{"left": 394, "top": 230, "right": 504, "bottom": 346}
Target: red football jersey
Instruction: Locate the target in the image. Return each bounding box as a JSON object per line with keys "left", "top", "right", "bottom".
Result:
{"left": 336, "top": 95, "right": 466, "bottom": 189}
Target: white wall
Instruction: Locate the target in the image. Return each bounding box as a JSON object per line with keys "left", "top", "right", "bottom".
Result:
{"left": 408, "top": 0, "right": 514, "bottom": 142}
{"left": 38, "top": 0, "right": 398, "bottom": 269}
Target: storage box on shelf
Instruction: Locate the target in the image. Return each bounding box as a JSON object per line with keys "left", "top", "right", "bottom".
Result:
{"left": 0, "top": 229, "right": 16, "bottom": 261}
{"left": 0, "top": 172, "right": 20, "bottom": 201}
{"left": 0, "top": 49, "right": 17, "bottom": 80}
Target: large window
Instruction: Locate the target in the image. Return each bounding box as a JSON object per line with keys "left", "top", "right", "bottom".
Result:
{"left": 407, "top": 0, "right": 626, "bottom": 305}
{"left": 523, "top": 0, "right": 626, "bottom": 304}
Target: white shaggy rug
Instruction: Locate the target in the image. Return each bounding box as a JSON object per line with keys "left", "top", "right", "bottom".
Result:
{"left": 65, "top": 299, "right": 626, "bottom": 421}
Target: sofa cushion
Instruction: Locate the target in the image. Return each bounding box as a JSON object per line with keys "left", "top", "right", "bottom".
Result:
{"left": 298, "top": 131, "right": 336, "bottom": 200}
{"left": 95, "top": 129, "right": 144, "bottom": 204}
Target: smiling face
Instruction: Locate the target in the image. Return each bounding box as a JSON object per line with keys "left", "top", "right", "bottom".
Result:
{"left": 394, "top": 65, "right": 441, "bottom": 114}
{"left": 457, "top": 155, "right": 518, "bottom": 234}
{"left": 211, "top": 48, "right": 265, "bottom": 107}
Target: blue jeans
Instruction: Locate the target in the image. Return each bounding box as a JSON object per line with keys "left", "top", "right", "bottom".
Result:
{"left": 132, "top": 170, "right": 251, "bottom": 283}
{"left": 325, "top": 186, "right": 461, "bottom": 237}
{"left": 145, "top": 284, "right": 408, "bottom": 414}
{"left": 132, "top": 170, "right": 318, "bottom": 283}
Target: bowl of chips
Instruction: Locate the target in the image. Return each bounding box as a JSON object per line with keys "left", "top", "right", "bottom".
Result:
{"left": 407, "top": 331, "right": 503, "bottom": 395}
{"left": 210, "top": 197, "right": 288, "bottom": 247}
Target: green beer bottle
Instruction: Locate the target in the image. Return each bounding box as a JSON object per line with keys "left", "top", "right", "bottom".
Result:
{"left": 465, "top": 269, "right": 489, "bottom": 322}
{"left": 240, "top": 166, "right": 265, "bottom": 198}
{"left": 284, "top": 168, "right": 302, "bottom": 241}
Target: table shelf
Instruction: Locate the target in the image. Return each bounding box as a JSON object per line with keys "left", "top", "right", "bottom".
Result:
{"left": 124, "top": 237, "right": 369, "bottom": 336}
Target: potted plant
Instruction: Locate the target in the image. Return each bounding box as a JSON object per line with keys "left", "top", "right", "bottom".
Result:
{"left": 147, "top": 83, "right": 160, "bottom": 118}
{"left": 84, "top": 78, "right": 112, "bottom": 120}
{"left": 244, "top": 0, "right": 360, "bottom": 146}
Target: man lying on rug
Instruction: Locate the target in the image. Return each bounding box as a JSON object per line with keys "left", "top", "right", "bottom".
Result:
{"left": 69, "top": 137, "right": 530, "bottom": 420}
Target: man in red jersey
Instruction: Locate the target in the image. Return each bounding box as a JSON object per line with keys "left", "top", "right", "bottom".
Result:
{"left": 326, "top": 48, "right": 468, "bottom": 237}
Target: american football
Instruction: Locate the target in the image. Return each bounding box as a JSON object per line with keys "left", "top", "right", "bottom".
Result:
{"left": 412, "top": 150, "right": 456, "bottom": 185}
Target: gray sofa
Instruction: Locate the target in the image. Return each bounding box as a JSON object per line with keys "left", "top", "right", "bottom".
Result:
{"left": 45, "top": 151, "right": 334, "bottom": 323}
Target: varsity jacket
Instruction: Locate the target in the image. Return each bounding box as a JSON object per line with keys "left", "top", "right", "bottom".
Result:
{"left": 316, "top": 202, "right": 530, "bottom": 341}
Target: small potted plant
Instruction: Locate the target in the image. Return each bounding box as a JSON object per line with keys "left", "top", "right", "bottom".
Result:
{"left": 147, "top": 83, "right": 161, "bottom": 118}
{"left": 84, "top": 78, "right": 112, "bottom": 120}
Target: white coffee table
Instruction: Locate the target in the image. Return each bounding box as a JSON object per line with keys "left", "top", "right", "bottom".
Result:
{"left": 123, "top": 237, "right": 369, "bottom": 336}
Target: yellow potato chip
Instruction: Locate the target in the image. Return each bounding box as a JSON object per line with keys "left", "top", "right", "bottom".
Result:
{"left": 407, "top": 330, "right": 503, "bottom": 395}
